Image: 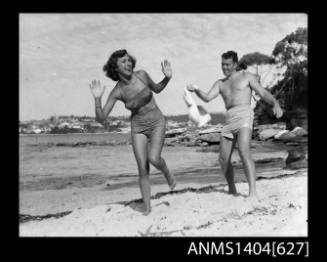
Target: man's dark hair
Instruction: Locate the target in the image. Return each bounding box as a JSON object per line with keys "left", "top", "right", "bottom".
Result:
{"left": 221, "top": 51, "right": 238, "bottom": 63}
{"left": 103, "top": 49, "right": 136, "bottom": 81}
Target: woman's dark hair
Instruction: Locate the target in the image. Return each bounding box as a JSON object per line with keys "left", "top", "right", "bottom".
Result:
{"left": 103, "top": 49, "right": 136, "bottom": 81}
{"left": 221, "top": 50, "right": 238, "bottom": 63}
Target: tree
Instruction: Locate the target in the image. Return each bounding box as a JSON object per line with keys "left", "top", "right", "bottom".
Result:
{"left": 238, "top": 52, "right": 276, "bottom": 82}
{"left": 272, "top": 27, "right": 307, "bottom": 65}
{"left": 254, "top": 27, "right": 308, "bottom": 128}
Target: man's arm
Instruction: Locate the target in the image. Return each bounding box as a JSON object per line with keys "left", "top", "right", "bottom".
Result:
{"left": 248, "top": 73, "right": 283, "bottom": 118}
{"left": 187, "top": 80, "right": 220, "bottom": 103}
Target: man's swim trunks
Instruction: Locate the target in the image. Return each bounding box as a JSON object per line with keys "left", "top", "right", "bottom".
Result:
{"left": 221, "top": 104, "right": 254, "bottom": 139}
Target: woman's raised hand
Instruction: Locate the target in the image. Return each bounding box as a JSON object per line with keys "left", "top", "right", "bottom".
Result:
{"left": 161, "top": 59, "right": 172, "bottom": 79}
{"left": 89, "top": 80, "right": 106, "bottom": 98}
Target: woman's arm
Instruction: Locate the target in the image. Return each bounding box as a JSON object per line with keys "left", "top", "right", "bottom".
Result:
{"left": 139, "top": 60, "right": 172, "bottom": 93}
{"left": 90, "top": 80, "right": 119, "bottom": 123}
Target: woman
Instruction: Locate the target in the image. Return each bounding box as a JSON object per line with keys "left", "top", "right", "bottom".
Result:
{"left": 89, "top": 49, "right": 176, "bottom": 215}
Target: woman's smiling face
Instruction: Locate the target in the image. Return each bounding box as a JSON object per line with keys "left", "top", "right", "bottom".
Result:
{"left": 116, "top": 54, "right": 133, "bottom": 77}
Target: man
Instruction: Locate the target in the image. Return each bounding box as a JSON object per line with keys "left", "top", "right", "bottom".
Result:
{"left": 187, "top": 51, "right": 283, "bottom": 198}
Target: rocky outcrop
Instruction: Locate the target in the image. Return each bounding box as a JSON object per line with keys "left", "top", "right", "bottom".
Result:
{"left": 196, "top": 133, "right": 221, "bottom": 145}
{"left": 285, "top": 146, "right": 307, "bottom": 169}
{"left": 165, "top": 128, "right": 187, "bottom": 138}
{"left": 254, "top": 122, "right": 308, "bottom": 146}
{"left": 164, "top": 125, "right": 223, "bottom": 146}
{"left": 252, "top": 122, "right": 286, "bottom": 140}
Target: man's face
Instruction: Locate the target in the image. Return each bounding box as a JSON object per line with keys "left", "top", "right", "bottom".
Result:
{"left": 221, "top": 58, "right": 237, "bottom": 76}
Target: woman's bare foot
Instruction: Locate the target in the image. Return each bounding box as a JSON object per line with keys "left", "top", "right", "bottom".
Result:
{"left": 246, "top": 192, "right": 260, "bottom": 206}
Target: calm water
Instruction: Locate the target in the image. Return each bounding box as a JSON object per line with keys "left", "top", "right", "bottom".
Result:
{"left": 19, "top": 133, "right": 218, "bottom": 182}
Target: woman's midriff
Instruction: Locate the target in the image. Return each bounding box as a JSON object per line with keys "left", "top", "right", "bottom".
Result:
{"left": 131, "top": 98, "right": 157, "bottom": 116}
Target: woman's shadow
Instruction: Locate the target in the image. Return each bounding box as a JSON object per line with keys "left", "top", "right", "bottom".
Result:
{"left": 124, "top": 185, "right": 247, "bottom": 214}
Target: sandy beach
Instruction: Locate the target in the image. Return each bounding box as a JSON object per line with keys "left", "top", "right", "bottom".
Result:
{"left": 20, "top": 166, "right": 307, "bottom": 237}
{"left": 19, "top": 133, "right": 308, "bottom": 237}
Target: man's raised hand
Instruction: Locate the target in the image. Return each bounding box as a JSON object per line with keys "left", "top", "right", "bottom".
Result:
{"left": 273, "top": 104, "right": 283, "bottom": 119}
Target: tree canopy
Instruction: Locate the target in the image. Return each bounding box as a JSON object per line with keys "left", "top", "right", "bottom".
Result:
{"left": 239, "top": 52, "right": 275, "bottom": 66}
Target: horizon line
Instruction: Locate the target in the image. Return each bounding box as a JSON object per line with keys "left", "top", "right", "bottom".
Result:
{"left": 20, "top": 111, "right": 226, "bottom": 122}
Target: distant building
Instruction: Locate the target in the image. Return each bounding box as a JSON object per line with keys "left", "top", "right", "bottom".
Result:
{"left": 58, "top": 122, "right": 70, "bottom": 128}
{"left": 89, "top": 122, "right": 103, "bottom": 128}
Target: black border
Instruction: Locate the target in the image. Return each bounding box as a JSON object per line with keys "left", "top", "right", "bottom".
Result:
{"left": 11, "top": 6, "right": 319, "bottom": 260}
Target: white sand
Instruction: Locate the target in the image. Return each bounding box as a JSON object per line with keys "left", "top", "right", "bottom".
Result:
{"left": 20, "top": 169, "right": 307, "bottom": 237}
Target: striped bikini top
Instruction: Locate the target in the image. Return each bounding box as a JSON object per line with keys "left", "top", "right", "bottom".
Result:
{"left": 119, "top": 74, "right": 153, "bottom": 111}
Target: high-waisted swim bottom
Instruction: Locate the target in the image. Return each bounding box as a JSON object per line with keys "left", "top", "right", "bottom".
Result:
{"left": 221, "top": 104, "right": 254, "bottom": 139}
{"left": 131, "top": 106, "right": 166, "bottom": 139}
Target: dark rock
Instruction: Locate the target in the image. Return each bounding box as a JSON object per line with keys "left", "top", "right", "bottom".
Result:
{"left": 165, "top": 128, "right": 187, "bottom": 138}
{"left": 256, "top": 157, "right": 284, "bottom": 164}
{"left": 285, "top": 147, "right": 307, "bottom": 169}
{"left": 286, "top": 159, "right": 307, "bottom": 170}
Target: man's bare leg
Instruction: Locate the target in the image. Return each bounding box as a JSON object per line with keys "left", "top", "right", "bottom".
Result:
{"left": 237, "top": 127, "right": 257, "bottom": 198}
{"left": 219, "top": 135, "right": 237, "bottom": 194}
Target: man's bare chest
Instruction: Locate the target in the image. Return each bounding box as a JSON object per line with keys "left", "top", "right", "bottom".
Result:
{"left": 220, "top": 77, "right": 250, "bottom": 96}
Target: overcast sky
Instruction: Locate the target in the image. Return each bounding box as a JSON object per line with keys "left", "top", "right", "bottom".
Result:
{"left": 19, "top": 13, "right": 307, "bottom": 121}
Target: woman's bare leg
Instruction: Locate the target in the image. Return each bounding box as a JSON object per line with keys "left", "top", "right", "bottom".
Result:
{"left": 132, "top": 134, "right": 151, "bottom": 215}
{"left": 148, "top": 122, "right": 176, "bottom": 190}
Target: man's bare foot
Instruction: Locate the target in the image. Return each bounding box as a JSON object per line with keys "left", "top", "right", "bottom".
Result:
{"left": 228, "top": 189, "right": 238, "bottom": 195}
{"left": 142, "top": 208, "right": 151, "bottom": 216}
{"left": 142, "top": 206, "right": 151, "bottom": 216}
{"left": 228, "top": 185, "right": 237, "bottom": 195}
{"left": 169, "top": 176, "right": 177, "bottom": 191}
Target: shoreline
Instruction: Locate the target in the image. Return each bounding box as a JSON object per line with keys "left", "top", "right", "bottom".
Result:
{"left": 20, "top": 144, "right": 288, "bottom": 193}
{"left": 19, "top": 132, "right": 124, "bottom": 137}
{"left": 20, "top": 162, "right": 304, "bottom": 216}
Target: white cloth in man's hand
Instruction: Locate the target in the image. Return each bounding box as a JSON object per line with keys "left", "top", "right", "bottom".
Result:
{"left": 183, "top": 87, "right": 211, "bottom": 127}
